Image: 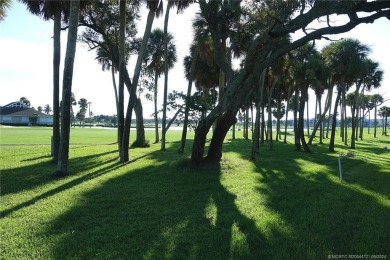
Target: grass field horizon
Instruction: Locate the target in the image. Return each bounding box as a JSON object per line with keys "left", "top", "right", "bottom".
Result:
{"left": 1, "top": 126, "right": 389, "bottom": 259}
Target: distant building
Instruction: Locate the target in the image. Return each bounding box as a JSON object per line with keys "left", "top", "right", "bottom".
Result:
{"left": 0, "top": 101, "right": 53, "bottom": 126}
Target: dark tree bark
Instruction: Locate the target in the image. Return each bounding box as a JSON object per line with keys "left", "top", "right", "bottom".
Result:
{"left": 52, "top": 5, "right": 61, "bottom": 163}
{"left": 191, "top": 0, "right": 390, "bottom": 165}
{"left": 296, "top": 87, "right": 310, "bottom": 152}
{"left": 132, "top": 98, "right": 148, "bottom": 147}
{"left": 55, "top": 0, "right": 80, "bottom": 176}
{"left": 204, "top": 112, "right": 237, "bottom": 164}
{"left": 117, "top": 0, "right": 126, "bottom": 160}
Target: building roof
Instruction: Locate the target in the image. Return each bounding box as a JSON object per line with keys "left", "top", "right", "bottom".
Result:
{"left": 0, "top": 103, "right": 51, "bottom": 117}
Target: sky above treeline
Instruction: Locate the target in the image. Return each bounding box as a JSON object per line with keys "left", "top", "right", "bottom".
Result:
{"left": 0, "top": 1, "right": 389, "bottom": 118}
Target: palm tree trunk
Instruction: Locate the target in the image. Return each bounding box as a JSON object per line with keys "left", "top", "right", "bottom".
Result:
{"left": 55, "top": 0, "right": 80, "bottom": 176}
{"left": 318, "top": 95, "right": 323, "bottom": 144}
{"left": 276, "top": 97, "right": 281, "bottom": 141}
{"left": 296, "top": 87, "right": 310, "bottom": 152}
{"left": 267, "top": 80, "right": 276, "bottom": 150}
{"left": 326, "top": 87, "right": 333, "bottom": 139}
{"left": 154, "top": 71, "right": 159, "bottom": 143}
{"left": 245, "top": 108, "right": 249, "bottom": 140}
{"left": 329, "top": 90, "right": 341, "bottom": 152}
{"left": 343, "top": 92, "right": 348, "bottom": 146}
{"left": 293, "top": 89, "right": 299, "bottom": 149}
{"left": 161, "top": 1, "right": 173, "bottom": 151}
{"left": 306, "top": 95, "right": 310, "bottom": 138}
{"left": 111, "top": 65, "right": 120, "bottom": 143}
{"left": 52, "top": 5, "right": 61, "bottom": 163}
{"left": 178, "top": 49, "right": 198, "bottom": 154}
{"left": 118, "top": 0, "right": 126, "bottom": 160}
{"left": 133, "top": 98, "right": 147, "bottom": 147}
{"left": 121, "top": 9, "right": 155, "bottom": 162}
{"left": 374, "top": 104, "right": 377, "bottom": 138}
{"left": 368, "top": 109, "right": 371, "bottom": 135}
{"left": 251, "top": 102, "right": 261, "bottom": 160}
{"left": 204, "top": 111, "right": 237, "bottom": 164}
{"left": 284, "top": 85, "right": 292, "bottom": 144}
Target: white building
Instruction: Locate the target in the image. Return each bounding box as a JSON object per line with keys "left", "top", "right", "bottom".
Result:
{"left": 0, "top": 101, "right": 53, "bottom": 126}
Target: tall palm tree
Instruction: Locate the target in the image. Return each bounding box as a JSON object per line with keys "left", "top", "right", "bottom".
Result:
{"left": 323, "top": 39, "right": 370, "bottom": 152}
{"left": 0, "top": 0, "right": 11, "bottom": 22}
{"left": 20, "top": 0, "right": 85, "bottom": 163}
{"left": 118, "top": 0, "right": 127, "bottom": 160}
{"left": 350, "top": 59, "right": 382, "bottom": 148}
{"left": 145, "top": 28, "right": 177, "bottom": 144}
{"left": 378, "top": 106, "right": 390, "bottom": 135}
{"left": 121, "top": 0, "right": 164, "bottom": 162}
{"left": 161, "top": 0, "right": 194, "bottom": 151}
{"left": 371, "top": 94, "right": 384, "bottom": 138}
{"left": 55, "top": 0, "right": 80, "bottom": 176}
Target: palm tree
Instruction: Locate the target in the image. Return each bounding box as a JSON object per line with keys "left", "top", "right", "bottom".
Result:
{"left": 0, "top": 0, "right": 11, "bottom": 22}
{"left": 19, "top": 97, "right": 31, "bottom": 107}
{"left": 37, "top": 106, "right": 43, "bottom": 113}
{"left": 145, "top": 28, "right": 177, "bottom": 144}
{"left": 121, "top": 0, "right": 164, "bottom": 162}
{"left": 371, "top": 94, "right": 384, "bottom": 138}
{"left": 378, "top": 106, "right": 390, "bottom": 135}
{"left": 44, "top": 104, "right": 52, "bottom": 115}
{"left": 323, "top": 39, "right": 370, "bottom": 152}
{"left": 350, "top": 58, "right": 382, "bottom": 148}
{"left": 118, "top": 0, "right": 127, "bottom": 160}
{"left": 55, "top": 0, "right": 80, "bottom": 176}
{"left": 161, "top": 0, "right": 194, "bottom": 151}
{"left": 20, "top": 0, "right": 86, "bottom": 163}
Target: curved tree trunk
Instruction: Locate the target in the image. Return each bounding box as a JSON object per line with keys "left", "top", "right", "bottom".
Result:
{"left": 121, "top": 9, "right": 155, "bottom": 162}
{"left": 178, "top": 51, "right": 198, "bottom": 154}
{"left": 326, "top": 87, "right": 333, "bottom": 139}
{"left": 161, "top": 1, "right": 172, "bottom": 151}
{"left": 296, "top": 87, "right": 310, "bottom": 152}
{"left": 55, "top": 0, "right": 80, "bottom": 176}
{"left": 329, "top": 90, "right": 342, "bottom": 152}
{"left": 308, "top": 91, "right": 331, "bottom": 145}
{"left": 52, "top": 6, "right": 61, "bottom": 163}
{"left": 204, "top": 112, "right": 237, "bottom": 164}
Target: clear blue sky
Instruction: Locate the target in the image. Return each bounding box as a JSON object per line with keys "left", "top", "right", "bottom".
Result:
{"left": 1, "top": 1, "right": 389, "bottom": 118}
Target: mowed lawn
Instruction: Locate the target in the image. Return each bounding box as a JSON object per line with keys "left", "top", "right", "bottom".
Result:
{"left": 0, "top": 126, "right": 389, "bottom": 259}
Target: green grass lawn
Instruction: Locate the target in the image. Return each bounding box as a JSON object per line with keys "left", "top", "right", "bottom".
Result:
{"left": 0, "top": 126, "right": 389, "bottom": 259}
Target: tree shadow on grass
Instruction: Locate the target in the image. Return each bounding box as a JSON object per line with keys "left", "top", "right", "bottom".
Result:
{"left": 222, "top": 139, "right": 389, "bottom": 257}
{"left": 37, "top": 143, "right": 294, "bottom": 259}
{"left": 1, "top": 145, "right": 118, "bottom": 196}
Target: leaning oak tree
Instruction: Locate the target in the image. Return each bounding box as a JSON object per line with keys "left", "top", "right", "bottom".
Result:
{"left": 191, "top": 0, "right": 390, "bottom": 165}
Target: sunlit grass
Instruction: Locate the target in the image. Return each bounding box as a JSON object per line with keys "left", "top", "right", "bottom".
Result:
{"left": 0, "top": 127, "right": 389, "bottom": 259}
